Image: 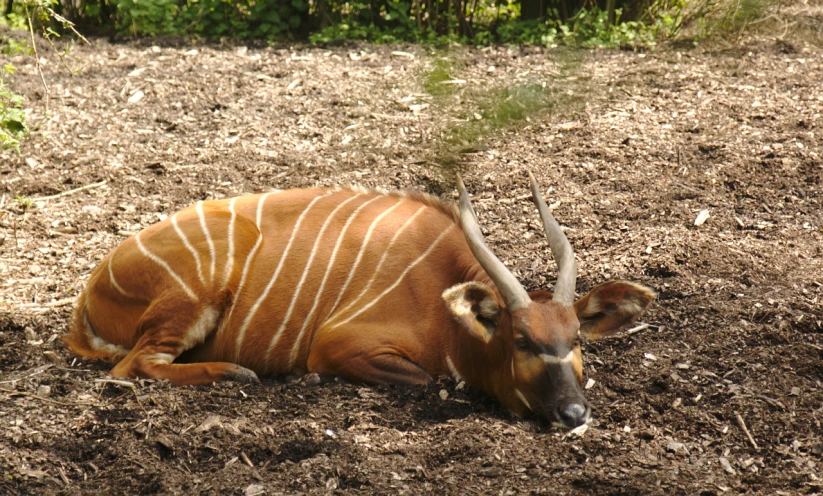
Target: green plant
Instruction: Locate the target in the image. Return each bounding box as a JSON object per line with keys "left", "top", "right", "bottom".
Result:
{"left": 1, "top": 38, "right": 34, "bottom": 56}
{"left": 0, "top": 66, "right": 28, "bottom": 152}
{"left": 420, "top": 49, "right": 590, "bottom": 172}
{"left": 14, "top": 195, "right": 34, "bottom": 211}
{"left": 114, "top": 0, "right": 178, "bottom": 37}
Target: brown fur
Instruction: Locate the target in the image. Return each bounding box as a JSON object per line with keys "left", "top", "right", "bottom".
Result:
{"left": 66, "top": 185, "right": 654, "bottom": 427}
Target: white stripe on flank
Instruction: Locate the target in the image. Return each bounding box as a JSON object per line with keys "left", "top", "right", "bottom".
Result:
{"left": 289, "top": 195, "right": 382, "bottom": 358}
{"left": 107, "top": 254, "right": 134, "bottom": 298}
{"left": 325, "top": 198, "right": 404, "bottom": 320}
{"left": 332, "top": 224, "right": 455, "bottom": 329}
{"left": 135, "top": 232, "right": 198, "bottom": 302}
{"left": 220, "top": 197, "right": 238, "bottom": 291}
{"left": 328, "top": 205, "right": 426, "bottom": 324}
{"left": 196, "top": 201, "right": 217, "bottom": 283}
{"left": 227, "top": 192, "right": 276, "bottom": 352}
{"left": 445, "top": 356, "right": 464, "bottom": 383}
{"left": 171, "top": 212, "right": 207, "bottom": 287}
{"left": 285, "top": 194, "right": 362, "bottom": 369}
{"left": 238, "top": 192, "right": 330, "bottom": 361}
{"left": 539, "top": 350, "right": 575, "bottom": 365}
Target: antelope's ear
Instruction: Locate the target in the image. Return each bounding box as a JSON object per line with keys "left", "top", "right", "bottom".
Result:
{"left": 574, "top": 281, "right": 656, "bottom": 340}
{"left": 442, "top": 282, "right": 501, "bottom": 343}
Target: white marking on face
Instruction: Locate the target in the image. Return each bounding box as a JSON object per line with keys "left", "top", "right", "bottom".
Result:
{"left": 328, "top": 204, "right": 426, "bottom": 324}
{"left": 282, "top": 194, "right": 362, "bottom": 369}
{"left": 238, "top": 192, "right": 329, "bottom": 360}
{"left": 135, "top": 232, "right": 198, "bottom": 301}
{"left": 445, "top": 355, "right": 463, "bottom": 383}
{"left": 181, "top": 307, "right": 219, "bottom": 350}
{"left": 325, "top": 198, "right": 404, "bottom": 319}
{"left": 220, "top": 197, "right": 238, "bottom": 291}
{"left": 226, "top": 192, "right": 274, "bottom": 349}
{"left": 514, "top": 388, "right": 532, "bottom": 411}
{"left": 196, "top": 201, "right": 217, "bottom": 283}
{"left": 171, "top": 212, "right": 207, "bottom": 287}
{"left": 539, "top": 350, "right": 575, "bottom": 365}
{"left": 331, "top": 224, "right": 455, "bottom": 328}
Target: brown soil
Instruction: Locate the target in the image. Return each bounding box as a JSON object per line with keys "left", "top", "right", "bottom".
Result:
{"left": 1, "top": 12, "right": 822, "bottom": 495}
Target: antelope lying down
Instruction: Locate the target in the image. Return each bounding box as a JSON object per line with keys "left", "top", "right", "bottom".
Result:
{"left": 66, "top": 173, "right": 654, "bottom": 429}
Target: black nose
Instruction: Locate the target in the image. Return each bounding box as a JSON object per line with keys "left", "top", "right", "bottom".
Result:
{"left": 557, "top": 403, "right": 590, "bottom": 428}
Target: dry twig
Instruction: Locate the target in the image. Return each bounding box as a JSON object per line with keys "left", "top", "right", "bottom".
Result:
{"left": 736, "top": 414, "right": 759, "bottom": 450}
{"left": 0, "top": 387, "right": 94, "bottom": 407}
{"left": 625, "top": 323, "right": 651, "bottom": 336}
{"left": 32, "top": 180, "right": 107, "bottom": 202}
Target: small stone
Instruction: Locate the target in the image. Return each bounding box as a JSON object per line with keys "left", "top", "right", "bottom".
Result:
{"left": 29, "top": 264, "right": 42, "bottom": 275}
{"left": 36, "top": 385, "right": 51, "bottom": 398}
{"left": 639, "top": 429, "right": 655, "bottom": 440}
{"left": 244, "top": 483, "right": 267, "bottom": 496}
{"left": 81, "top": 205, "right": 103, "bottom": 216}
{"left": 694, "top": 209, "right": 710, "bottom": 226}
{"left": 719, "top": 456, "right": 736, "bottom": 474}
{"left": 790, "top": 387, "right": 800, "bottom": 396}
{"left": 439, "top": 389, "right": 449, "bottom": 400}
{"left": 155, "top": 435, "right": 174, "bottom": 452}
{"left": 196, "top": 415, "right": 223, "bottom": 432}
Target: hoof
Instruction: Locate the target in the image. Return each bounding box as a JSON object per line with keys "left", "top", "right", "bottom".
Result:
{"left": 225, "top": 365, "right": 261, "bottom": 384}
{"left": 302, "top": 372, "right": 322, "bottom": 386}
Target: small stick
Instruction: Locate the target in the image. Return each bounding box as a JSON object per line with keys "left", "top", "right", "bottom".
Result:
{"left": 240, "top": 452, "right": 254, "bottom": 468}
{"left": 19, "top": 297, "right": 74, "bottom": 308}
{"left": 736, "top": 414, "right": 759, "bottom": 450}
{"left": 58, "top": 467, "right": 70, "bottom": 486}
{"left": 31, "top": 180, "right": 107, "bottom": 202}
{"left": 95, "top": 378, "right": 136, "bottom": 388}
{"left": 0, "top": 387, "right": 94, "bottom": 407}
{"left": 625, "top": 323, "right": 650, "bottom": 336}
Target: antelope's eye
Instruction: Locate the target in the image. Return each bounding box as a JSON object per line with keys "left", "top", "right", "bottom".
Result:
{"left": 514, "top": 337, "right": 530, "bottom": 352}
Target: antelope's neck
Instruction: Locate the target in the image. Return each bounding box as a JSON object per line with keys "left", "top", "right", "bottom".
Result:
{"left": 443, "top": 259, "right": 514, "bottom": 402}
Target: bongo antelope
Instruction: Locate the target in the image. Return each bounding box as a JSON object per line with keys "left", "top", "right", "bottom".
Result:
{"left": 66, "top": 173, "right": 655, "bottom": 428}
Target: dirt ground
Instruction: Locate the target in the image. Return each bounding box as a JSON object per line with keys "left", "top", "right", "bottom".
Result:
{"left": 1, "top": 7, "right": 822, "bottom": 494}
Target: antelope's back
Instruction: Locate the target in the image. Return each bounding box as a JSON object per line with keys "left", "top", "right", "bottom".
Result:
{"left": 74, "top": 187, "right": 469, "bottom": 376}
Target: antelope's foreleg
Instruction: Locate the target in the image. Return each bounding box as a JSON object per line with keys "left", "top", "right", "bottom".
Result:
{"left": 308, "top": 328, "right": 431, "bottom": 386}
{"left": 110, "top": 294, "right": 259, "bottom": 385}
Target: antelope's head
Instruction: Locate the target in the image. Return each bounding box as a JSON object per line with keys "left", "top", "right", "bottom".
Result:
{"left": 443, "top": 173, "right": 655, "bottom": 429}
